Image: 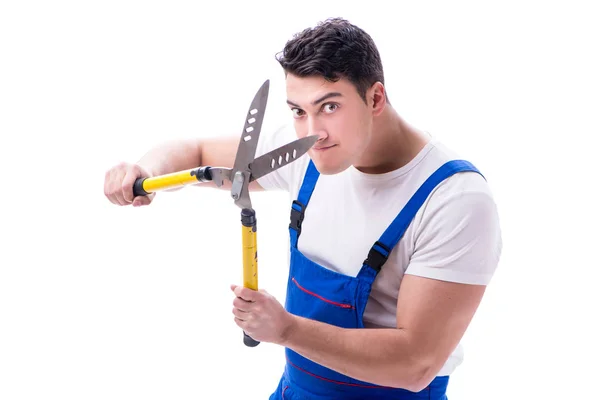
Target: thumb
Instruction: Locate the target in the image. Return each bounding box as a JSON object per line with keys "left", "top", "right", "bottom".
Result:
{"left": 132, "top": 193, "right": 155, "bottom": 207}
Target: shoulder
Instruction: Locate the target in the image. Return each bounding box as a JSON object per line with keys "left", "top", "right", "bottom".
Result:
{"left": 406, "top": 140, "right": 503, "bottom": 285}
{"left": 420, "top": 170, "right": 500, "bottom": 244}
{"left": 405, "top": 138, "right": 497, "bottom": 218}
{"left": 416, "top": 139, "right": 496, "bottom": 206}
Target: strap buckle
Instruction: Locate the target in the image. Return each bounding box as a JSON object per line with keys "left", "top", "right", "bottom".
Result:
{"left": 363, "top": 241, "right": 390, "bottom": 272}
{"left": 289, "top": 200, "right": 306, "bottom": 234}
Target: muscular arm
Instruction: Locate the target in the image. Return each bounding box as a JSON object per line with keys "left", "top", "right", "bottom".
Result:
{"left": 278, "top": 180, "right": 500, "bottom": 391}
{"left": 280, "top": 276, "right": 485, "bottom": 392}
{"left": 137, "top": 135, "right": 264, "bottom": 191}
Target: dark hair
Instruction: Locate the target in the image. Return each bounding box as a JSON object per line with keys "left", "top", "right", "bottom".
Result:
{"left": 275, "top": 18, "right": 385, "bottom": 103}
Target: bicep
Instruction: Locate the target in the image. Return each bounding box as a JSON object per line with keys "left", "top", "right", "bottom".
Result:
{"left": 396, "top": 174, "right": 501, "bottom": 370}
{"left": 396, "top": 275, "right": 486, "bottom": 369}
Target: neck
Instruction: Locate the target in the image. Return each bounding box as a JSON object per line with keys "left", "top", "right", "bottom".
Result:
{"left": 353, "top": 105, "right": 430, "bottom": 174}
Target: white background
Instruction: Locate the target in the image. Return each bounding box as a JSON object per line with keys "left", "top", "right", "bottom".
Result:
{"left": 1, "top": 1, "right": 599, "bottom": 399}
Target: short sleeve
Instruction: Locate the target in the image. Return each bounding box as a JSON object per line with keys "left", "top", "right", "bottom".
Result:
{"left": 405, "top": 173, "right": 503, "bottom": 285}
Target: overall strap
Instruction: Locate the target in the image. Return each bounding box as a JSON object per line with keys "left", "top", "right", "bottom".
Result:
{"left": 289, "top": 160, "right": 320, "bottom": 248}
{"left": 362, "top": 160, "right": 485, "bottom": 273}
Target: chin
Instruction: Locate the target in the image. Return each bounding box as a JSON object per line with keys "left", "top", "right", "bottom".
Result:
{"left": 309, "top": 154, "right": 350, "bottom": 175}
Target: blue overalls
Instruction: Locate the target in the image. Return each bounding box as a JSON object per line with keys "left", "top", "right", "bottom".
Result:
{"left": 269, "top": 159, "right": 483, "bottom": 400}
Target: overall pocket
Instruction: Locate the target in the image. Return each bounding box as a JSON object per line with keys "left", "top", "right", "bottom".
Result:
{"left": 291, "top": 277, "right": 354, "bottom": 309}
{"left": 286, "top": 275, "right": 358, "bottom": 329}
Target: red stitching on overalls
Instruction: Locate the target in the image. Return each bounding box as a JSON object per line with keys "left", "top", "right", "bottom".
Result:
{"left": 291, "top": 277, "right": 355, "bottom": 309}
{"left": 282, "top": 385, "right": 288, "bottom": 398}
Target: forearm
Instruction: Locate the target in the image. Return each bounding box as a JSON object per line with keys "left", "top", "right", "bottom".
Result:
{"left": 281, "top": 315, "right": 432, "bottom": 391}
{"left": 137, "top": 139, "right": 203, "bottom": 177}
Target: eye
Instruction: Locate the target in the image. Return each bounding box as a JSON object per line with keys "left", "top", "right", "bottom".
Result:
{"left": 291, "top": 108, "right": 305, "bottom": 118}
{"left": 322, "top": 103, "right": 339, "bottom": 114}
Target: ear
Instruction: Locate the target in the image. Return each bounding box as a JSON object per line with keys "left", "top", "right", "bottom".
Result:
{"left": 369, "top": 82, "right": 386, "bottom": 116}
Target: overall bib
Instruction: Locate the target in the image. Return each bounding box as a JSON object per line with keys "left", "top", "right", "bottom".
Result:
{"left": 269, "top": 159, "right": 483, "bottom": 400}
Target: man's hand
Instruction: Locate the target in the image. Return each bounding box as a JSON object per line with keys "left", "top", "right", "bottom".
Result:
{"left": 230, "top": 284, "right": 296, "bottom": 344}
{"left": 104, "top": 162, "right": 155, "bottom": 207}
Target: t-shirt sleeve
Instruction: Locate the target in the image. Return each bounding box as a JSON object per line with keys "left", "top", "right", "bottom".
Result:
{"left": 254, "top": 123, "right": 309, "bottom": 195}
{"left": 405, "top": 174, "right": 503, "bottom": 285}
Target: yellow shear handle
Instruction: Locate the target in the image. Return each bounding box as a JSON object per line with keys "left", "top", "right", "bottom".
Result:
{"left": 132, "top": 167, "right": 212, "bottom": 196}
{"left": 241, "top": 208, "right": 260, "bottom": 347}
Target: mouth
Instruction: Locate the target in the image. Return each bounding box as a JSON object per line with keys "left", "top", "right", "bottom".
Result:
{"left": 312, "top": 144, "right": 336, "bottom": 152}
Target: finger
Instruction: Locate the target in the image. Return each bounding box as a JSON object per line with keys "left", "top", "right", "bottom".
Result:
{"left": 132, "top": 193, "right": 154, "bottom": 207}
{"left": 104, "top": 169, "right": 115, "bottom": 203}
{"left": 233, "top": 316, "right": 245, "bottom": 329}
{"left": 109, "top": 167, "right": 129, "bottom": 206}
{"left": 104, "top": 167, "right": 122, "bottom": 205}
{"left": 122, "top": 166, "right": 140, "bottom": 203}
{"left": 231, "top": 284, "right": 258, "bottom": 302}
{"left": 113, "top": 183, "right": 128, "bottom": 206}
{"left": 237, "top": 289, "right": 257, "bottom": 302}
{"left": 233, "top": 296, "right": 252, "bottom": 311}
{"left": 232, "top": 307, "right": 249, "bottom": 321}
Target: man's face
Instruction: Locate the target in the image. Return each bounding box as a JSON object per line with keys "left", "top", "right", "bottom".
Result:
{"left": 285, "top": 73, "right": 374, "bottom": 175}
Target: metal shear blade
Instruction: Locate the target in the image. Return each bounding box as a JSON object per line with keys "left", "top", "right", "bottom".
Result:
{"left": 230, "top": 80, "right": 270, "bottom": 209}
{"left": 228, "top": 79, "right": 319, "bottom": 210}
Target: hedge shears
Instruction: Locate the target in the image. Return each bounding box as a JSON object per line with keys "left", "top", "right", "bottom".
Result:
{"left": 131, "top": 79, "right": 317, "bottom": 347}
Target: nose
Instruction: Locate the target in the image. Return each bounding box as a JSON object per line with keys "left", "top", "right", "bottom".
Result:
{"left": 307, "top": 117, "right": 327, "bottom": 143}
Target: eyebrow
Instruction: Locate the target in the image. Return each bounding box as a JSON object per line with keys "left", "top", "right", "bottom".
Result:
{"left": 286, "top": 92, "right": 343, "bottom": 108}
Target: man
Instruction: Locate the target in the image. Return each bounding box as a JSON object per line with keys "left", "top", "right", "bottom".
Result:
{"left": 104, "top": 17, "right": 502, "bottom": 400}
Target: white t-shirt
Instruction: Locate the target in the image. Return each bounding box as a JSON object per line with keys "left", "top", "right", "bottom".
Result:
{"left": 255, "top": 123, "right": 503, "bottom": 376}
